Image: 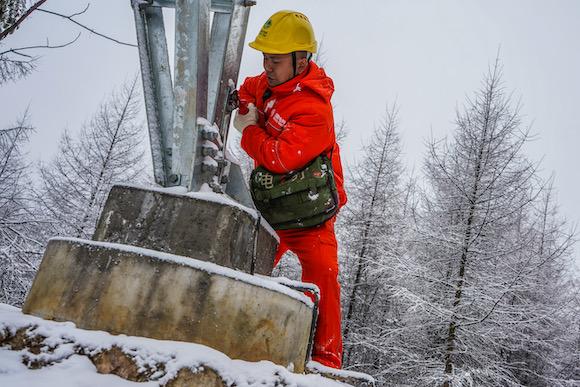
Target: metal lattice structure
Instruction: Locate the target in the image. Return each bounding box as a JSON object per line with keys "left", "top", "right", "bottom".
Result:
{"left": 131, "top": 0, "right": 254, "bottom": 207}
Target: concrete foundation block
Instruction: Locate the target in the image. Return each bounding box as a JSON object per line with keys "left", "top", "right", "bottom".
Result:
{"left": 22, "top": 238, "right": 313, "bottom": 372}
{"left": 93, "top": 184, "right": 278, "bottom": 275}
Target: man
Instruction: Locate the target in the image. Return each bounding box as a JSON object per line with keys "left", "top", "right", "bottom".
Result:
{"left": 233, "top": 10, "right": 347, "bottom": 369}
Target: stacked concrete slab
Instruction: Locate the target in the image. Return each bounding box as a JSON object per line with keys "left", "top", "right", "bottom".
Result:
{"left": 23, "top": 184, "right": 316, "bottom": 373}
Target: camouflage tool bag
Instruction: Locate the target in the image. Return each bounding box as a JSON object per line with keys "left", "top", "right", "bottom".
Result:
{"left": 250, "top": 155, "right": 339, "bottom": 230}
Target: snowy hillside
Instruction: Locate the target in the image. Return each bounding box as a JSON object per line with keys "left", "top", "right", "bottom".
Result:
{"left": 0, "top": 304, "right": 354, "bottom": 386}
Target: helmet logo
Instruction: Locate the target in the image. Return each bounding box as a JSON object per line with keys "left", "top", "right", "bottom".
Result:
{"left": 259, "top": 19, "right": 271, "bottom": 38}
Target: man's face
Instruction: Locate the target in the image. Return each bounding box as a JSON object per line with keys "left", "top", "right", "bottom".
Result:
{"left": 263, "top": 53, "right": 294, "bottom": 87}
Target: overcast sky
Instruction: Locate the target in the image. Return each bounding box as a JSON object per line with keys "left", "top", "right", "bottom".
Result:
{"left": 1, "top": 0, "right": 579, "bottom": 263}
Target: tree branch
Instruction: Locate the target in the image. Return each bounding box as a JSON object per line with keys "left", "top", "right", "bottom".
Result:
{"left": 0, "top": 0, "right": 48, "bottom": 41}
{"left": 0, "top": 33, "right": 81, "bottom": 57}
{"left": 36, "top": 7, "right": 137, "bottom": 47}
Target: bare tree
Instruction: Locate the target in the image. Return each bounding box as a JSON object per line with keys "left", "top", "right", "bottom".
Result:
{"left": 0, "top": 111, "right": 44, "bottom": 306}
{"left": 36, "top": 79, "right": 145, "bottom": 239}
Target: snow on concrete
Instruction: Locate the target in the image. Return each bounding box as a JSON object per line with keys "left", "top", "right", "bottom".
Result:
{"left": 257, "top": 275, "right": 321, "bottom": 298}
{"left": 49, "top": 237, "right": 312, "bottom": 308}
{"left": 0, "top": 304, "right": 347, "bottom": 387}
{"left": 112, "top": 183, "right": 279, "bottom": 241}
{"left": 307, "top": 361, "right": 376, "bottom": 385}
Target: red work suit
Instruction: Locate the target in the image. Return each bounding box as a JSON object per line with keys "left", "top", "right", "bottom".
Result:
{"left": 239, "top": 61, "right": 346, "bottom": 369}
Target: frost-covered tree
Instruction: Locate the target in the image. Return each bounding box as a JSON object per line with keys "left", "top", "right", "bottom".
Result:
{"left": 503, "top": 179, "right": 578, "bottom": 386}
{"left": 392, "top": 60, "right": 578, "bottom": 387}
{"left": 0, "top": 0, "right": 28, "bottom": 37}
{"left": 338, "top": 104, "right": 406, "bottom": 370}
{"left": 1, "top": 1, "right": 135, "bottom": 85}
{"left": 0, "top": 113, "right": 44, "bottom": 306}
{"left": 0, "top": 0, "right": 48, "bottom": 84}
{"left": 36, "top": 79, "right": 145, "bottom": 239}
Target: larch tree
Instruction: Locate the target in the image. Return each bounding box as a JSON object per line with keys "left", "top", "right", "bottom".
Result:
{"left": 0, "top": 113, "right": 44, "bottom": 306}
{"left": 504, "top": 178, "right": 578, "bottom": 386}
{"left": 1, "top": 0, "right": 136, "bottom": 85}
{"left": 36, "top": 79, "right": 145, "bottom": 240}
{"left": 0, "top": 0, "right": 36, "bottom": 84}
{"left": 396, "top": 60, "right": 578, "bottom": 386}
{"left": 338, "top": 103, "right": 406, "bottom": 370}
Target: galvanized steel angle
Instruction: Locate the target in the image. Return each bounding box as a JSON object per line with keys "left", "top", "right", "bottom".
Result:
{"left": 146, "top": 0, "right": 240, "bottom": 13}
{"left": 131, "top": 0, "right": 167, "bottom": 186}
{"left": 215, "top": 1, "right": 251, "bottom": 194}
{"left": 172, "top": 0, "right": 210, "bottom": 191}
{"left": 144, "top": 6, "right": 174, "bottom": 178}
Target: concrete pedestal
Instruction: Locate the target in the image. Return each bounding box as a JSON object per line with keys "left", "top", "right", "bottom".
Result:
{"left": 93, "top": 185, "right": 278, "bottom": 275}
{"left": 23, "top": 238, "right": 313, "bottom": 372}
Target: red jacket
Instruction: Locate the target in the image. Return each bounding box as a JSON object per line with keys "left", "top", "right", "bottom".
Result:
{"left": 239, "top": 62, "right": 347, "bottom": 207}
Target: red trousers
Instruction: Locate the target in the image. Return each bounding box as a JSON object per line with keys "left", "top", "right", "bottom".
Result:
{"left": 274, "top": 218, "right": 343, "bottom": 369}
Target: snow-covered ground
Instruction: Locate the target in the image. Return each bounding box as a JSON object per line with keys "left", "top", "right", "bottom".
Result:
{"left": 0, "top": 304, "right": 350, "bottom": 386}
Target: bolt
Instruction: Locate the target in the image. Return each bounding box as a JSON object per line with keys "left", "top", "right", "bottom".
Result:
{"left": 202, "top": 130, "right": 218, "bottom": 141}
{"left": 201, "top": 164, "right": 218, "bottom": 173}
{"left": 169, "top": 174, "right": 180, "bottom": 184}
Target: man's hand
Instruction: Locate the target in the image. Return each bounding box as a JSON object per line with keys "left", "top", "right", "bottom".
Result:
{"left": 233, "top": 103, "right": 258, "bottom": 132}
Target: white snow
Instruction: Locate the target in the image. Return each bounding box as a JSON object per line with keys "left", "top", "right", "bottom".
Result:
{"left": 196, "top": 117, "right": 215, "bottom": 131}
{"left": 197, "top": 117, "right": 223, "bottom": 147}
{"left": 0, "top": 351, "right": 155, "bottom": 387}
{"left": 257, "top": 275, "right": 321, "bottom": 298}
{"left": 307, "top": 361, "right": 375, "bottom": 384}
{"left": 202, "top": 140, "right": 219, "bottom": 151}
{"left": 224, "top": 142, "right": 241, "bottom": 165}
{"left": 202, "top": 155, "right": 218, "bottom": 167}
{"left": 0, "top": 304, "right": 348, "bottom": 387}
{"left": 49, "top": 237, "right": 312, "bottom": 308}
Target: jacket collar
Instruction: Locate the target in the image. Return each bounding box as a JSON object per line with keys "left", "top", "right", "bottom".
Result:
{"left": 266, "top": 62, "right": 314, "bottom": 96}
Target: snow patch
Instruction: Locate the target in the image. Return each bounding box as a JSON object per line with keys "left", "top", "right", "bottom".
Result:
{"left": 307, "top": 361, "right": 375, "bottom": 384}
{"left": 202, "top": 155, "right": 218, "bottom": 167}
{"left": 0, "top": 304, "right": 346, "bottom": 387}
{"left": 202, "top": 140, "right": 219, "bottom": 150}
{"left": 257, "top": 275, "right": 320, "bottom": 298}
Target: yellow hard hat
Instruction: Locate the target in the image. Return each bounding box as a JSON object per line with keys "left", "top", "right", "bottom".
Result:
{"left": 249, "top": 10, "right": 317, "bottom": 54}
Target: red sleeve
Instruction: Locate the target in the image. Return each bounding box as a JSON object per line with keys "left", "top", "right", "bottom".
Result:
{"left": 238, "top": 75, "right": 260, "bottom": 107}
{"left": 241, "top": 104, "right": 333, "bottom": 174}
